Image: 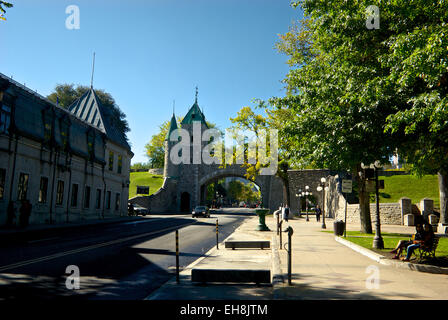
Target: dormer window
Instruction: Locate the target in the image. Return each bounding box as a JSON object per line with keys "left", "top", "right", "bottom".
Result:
{"left": 42, "top": 109, "right": 53, "bottom": 144}
{"left": 109, "top": 151, "right": 114, "bottom": 171}
{"left": 59, "top": 116, "right": 70, "bottom": 151}
{"left": 87, "top": 129, "right": 95, "bottom": 160}
{"left": 0, "top": 103, "right": 11, "bottom": 134}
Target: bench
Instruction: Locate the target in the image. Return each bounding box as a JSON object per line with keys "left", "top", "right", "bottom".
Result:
{"left": 224, "top": 240, "right": 270, "bottom": 250}
{"left": 417, "top": 236, "right": 440, "bottom": 261}
{"left": 191, "top": 269, "right": 271, "bottom": 284}
{"left": 400, "top": 236, "right": 440, "bottom": 261}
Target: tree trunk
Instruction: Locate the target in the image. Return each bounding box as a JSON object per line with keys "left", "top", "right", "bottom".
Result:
{"left": 283, "top": 176, "right": 291, "bottom": 208}
{"left": 438, "top": 170, "right": 448, "bottom": 226}
{"left": 354, "top": 165, "right": 373, "bottom": 234}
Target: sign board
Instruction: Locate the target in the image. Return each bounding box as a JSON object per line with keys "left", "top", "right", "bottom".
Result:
{"left": 341, "top": 180, "right": 352, "bottom": 193}
{"left": 136, "top": 186, "right": 150, "bottom": 195}
{"left": 365, "top": 180, "right": 376, "bottom": 192}
{"left": 364, "top": 180, "right": 385, "bottom": 192}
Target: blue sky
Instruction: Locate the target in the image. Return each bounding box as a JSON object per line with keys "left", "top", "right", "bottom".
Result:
{"left": 0, "top": 0, "right": 302, "bottom": 164}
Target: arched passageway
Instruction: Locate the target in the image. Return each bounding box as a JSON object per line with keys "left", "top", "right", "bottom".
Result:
{"left": 180, "top": 192, "right": 191, "bottom": 212}
{"left": 199, "top": 175, "right": 262, "bottom": 209}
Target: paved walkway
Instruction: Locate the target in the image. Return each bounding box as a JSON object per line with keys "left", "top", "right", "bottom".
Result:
{"left": 277, "top": 217, "right": 448, "bottom": 299}
{"left": 147, "top": 215, "right": 448, "bottom": 300}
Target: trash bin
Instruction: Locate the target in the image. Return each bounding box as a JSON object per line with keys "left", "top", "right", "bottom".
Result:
{"left": 333, "top": 220, "right": 345, "bottom": 236}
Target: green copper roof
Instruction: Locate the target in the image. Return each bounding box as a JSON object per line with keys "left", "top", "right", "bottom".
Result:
{"left": 165, "top": 113, "right": 179, "bottom": 140}
{"left": 180, "top": 100, "right": 208, "bottom": 128}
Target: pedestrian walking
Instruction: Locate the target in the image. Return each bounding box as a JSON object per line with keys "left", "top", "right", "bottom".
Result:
{"left": 315, "top": 205, "right": 321, "bottom": 222}
{"left": 282, "top": 204, "right": 290, "bottom": 223}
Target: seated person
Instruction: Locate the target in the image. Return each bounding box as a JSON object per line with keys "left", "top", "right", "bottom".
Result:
{"left": 390, "top": 224, "right": 423, "bottom": 259}
{"left": 402, "top": 223, "right": 434, "bottom": 262}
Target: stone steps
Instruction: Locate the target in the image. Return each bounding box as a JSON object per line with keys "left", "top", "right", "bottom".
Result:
{"left": 191, "top": 269, "right": 271, "bottom": 284}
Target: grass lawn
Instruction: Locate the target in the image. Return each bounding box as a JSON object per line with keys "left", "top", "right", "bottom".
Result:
{"left": 129, "top": 172, "right": 164, "bottom": 199}
{"left": 375, "top": 174, "right": 440, "bottom": 208}
{"left": 330, "top": 231, "right": 448, "bottom": 265}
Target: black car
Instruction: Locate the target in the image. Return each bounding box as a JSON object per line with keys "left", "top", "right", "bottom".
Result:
{"left": 192, "top": 206, "right": 210, "bottom": 218}
{"left": 133, "top": 204, "right": 150, "bottom": 216}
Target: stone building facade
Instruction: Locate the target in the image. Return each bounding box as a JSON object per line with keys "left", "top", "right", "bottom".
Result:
{"left": 0, "top": 73, "right": 133, "bottom": 226}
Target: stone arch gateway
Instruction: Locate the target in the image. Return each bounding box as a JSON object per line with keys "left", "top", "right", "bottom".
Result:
{"left": 129, "top": 94, "right": 285, "bottom": 213}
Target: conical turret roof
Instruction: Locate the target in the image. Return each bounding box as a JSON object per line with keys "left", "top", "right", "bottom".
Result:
{"left": 165, "top": 113, "right": 179, "bottom": 141}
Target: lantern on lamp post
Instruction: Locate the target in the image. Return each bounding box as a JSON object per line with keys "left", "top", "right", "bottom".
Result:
{"left": 361, "top": 161, "right": 384, "bottom": 249}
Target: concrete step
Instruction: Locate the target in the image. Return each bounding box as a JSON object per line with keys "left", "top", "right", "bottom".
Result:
{"left": 224, "top": 240, "right": 270, "bottom": 250}
{"left": 191, "top": 269, "right": 271, "bottom": 284}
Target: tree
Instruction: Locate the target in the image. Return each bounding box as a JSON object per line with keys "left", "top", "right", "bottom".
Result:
{"left": 272, "top": 0, "right": 448, "bottom": 232}
{"left": 0, "top": 1, "right": 13, "bottom": 21}
{"left": 145, "top": 120, "right": 171, "bottom": 168}
{"left": 230, "top": 103, "right": 293, "bottom": 207}
{"left": 380, "top": 2, "right": 448, "bottom": 227}
{"left": 47, "top": 84, "right": 130, "bottom": 139}
{"left": 268, "top": 1, "right": 411, "bottom": 233}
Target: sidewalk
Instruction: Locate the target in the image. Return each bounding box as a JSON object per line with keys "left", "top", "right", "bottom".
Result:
{"left": 275, "top": 217, "right": 448, "bottom": 300}
{"left": 146, "top": 214, "right": 448, "bottom": 300}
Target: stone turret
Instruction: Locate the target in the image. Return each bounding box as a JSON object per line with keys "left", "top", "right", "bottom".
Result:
{"left": 163, "top": 113, "right": 179, "bottom": 178}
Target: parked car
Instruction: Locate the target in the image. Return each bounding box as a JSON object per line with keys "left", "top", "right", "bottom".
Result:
{"left": 192, "top": 206, "right": 210, "bottom": 218}
{"left": 133, "top": 204, "right": 150, "bottom": 216}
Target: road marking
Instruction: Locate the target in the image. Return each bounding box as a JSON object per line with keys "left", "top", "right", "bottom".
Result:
{"left": 0, "top": 221, "right": 196, "bottom": 272}
{"left": 120, "top": 218, "right": 163, "bottom": 225}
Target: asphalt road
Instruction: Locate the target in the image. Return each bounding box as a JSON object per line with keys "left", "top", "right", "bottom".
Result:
{"left": 0, "top": 208, "right": 256, "bottom": 300}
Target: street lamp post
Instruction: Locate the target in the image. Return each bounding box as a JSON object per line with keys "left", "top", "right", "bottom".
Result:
{"left": 305, "top": 186, "right": 310, "bottom": 221}
{"left": 317, "top": 177, "right": 329, "bottom": 229}
{"left": 295, "top": 188, "right": 302, "bottom": 217}
{"left": 362, "top": 161, "right": 384, "bottom": 249}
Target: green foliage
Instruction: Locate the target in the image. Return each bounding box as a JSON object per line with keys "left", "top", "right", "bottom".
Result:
{"left": 130, "top": 162, "right": 152, "bottom": 171}
{"left": 47, "top": 84, "right": 130, "bottom": 138}
{"left": 145, "top": 120, "right": 171, "bottom": 168}
{"left": 226, "top": 180, "right": 261, "bottom": 203}
{"left": 0, "top": 1, "right": 13, "bottom": 21}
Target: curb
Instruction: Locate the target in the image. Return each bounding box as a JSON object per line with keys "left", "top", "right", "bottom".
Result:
{"left": 335, "top": 236, "right": 448, "bottom": 275}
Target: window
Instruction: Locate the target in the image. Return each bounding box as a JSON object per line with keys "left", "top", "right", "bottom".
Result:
{"left": 56, "top": 180, "right": 64, "bottom": 205}
{"left": 17, "top": 173, "right": 29, "bottom": 201}
{"left": 60, "top": 116, "right": 70, "bottom": 151}
{"left": 108, "top": 151, "right": 114, "bottom": 171}
{"left": 0, "top": 169, "right": 5, "bottom": 199}
{"left": 38, "top": 177, "right": 48, "bottom": 203}
{"left": 117, "top": 155, "right": 122, "bottom": 174}
{"left": 0, "top": 103, "right": 11, "bottom": 134}
{"left": 95, "top": 188, "right": 102, "bottom": 209}
{"left": 106, "top": 191, "right": 111, "bottom": 209}
{"left": 87, "top": 129, "right": 95, "bottom": 160}
{"left": 84, "top": 186, "right": 91, "bottom": 209}
{"left": 71, "top": 184, "right": 78, "bottom": 207}
{"left": 42, "top": 109, "right": 53, "bottom": 144}
{"left": 115, "top": 193, "right": 120, "bottom": 211}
